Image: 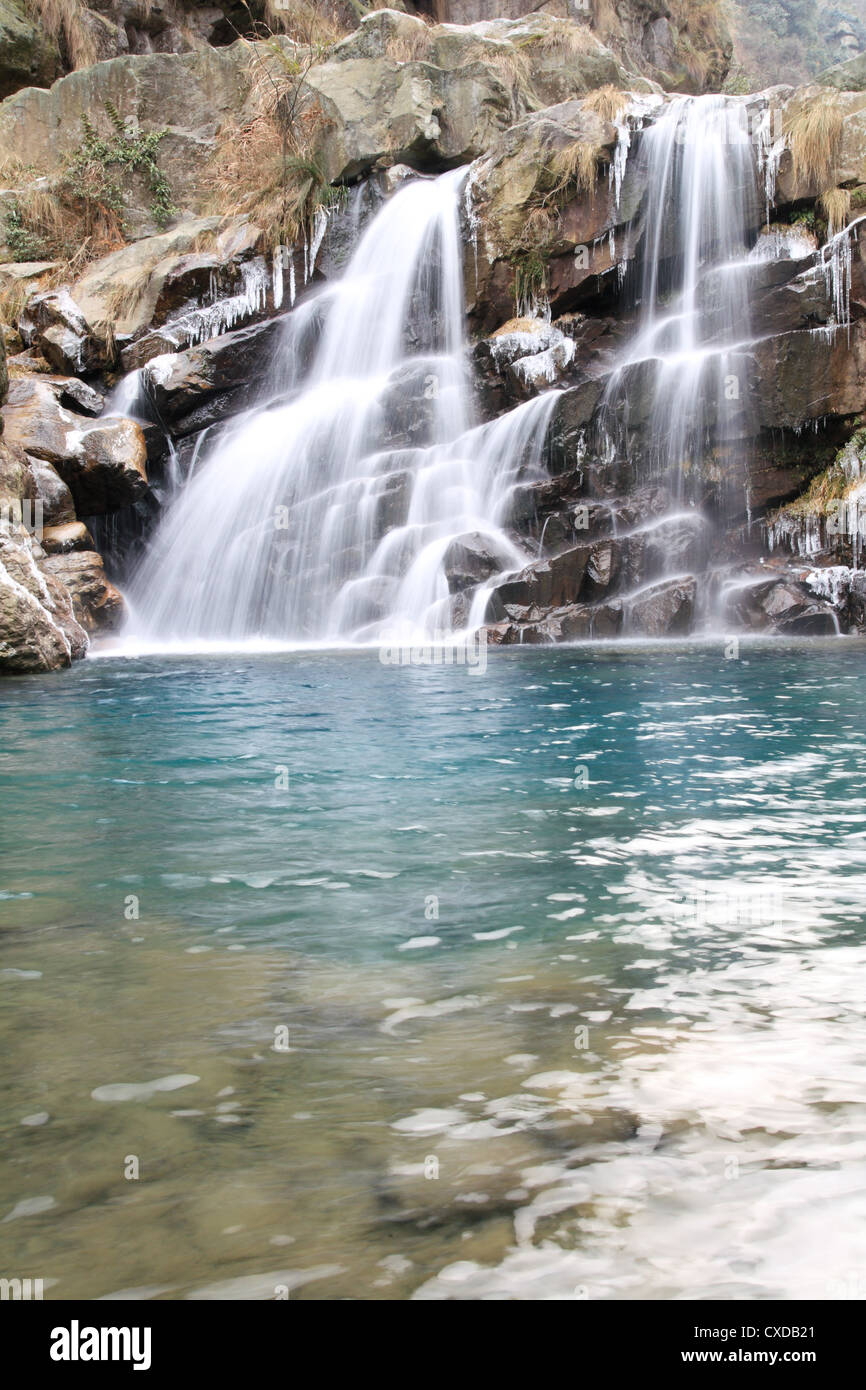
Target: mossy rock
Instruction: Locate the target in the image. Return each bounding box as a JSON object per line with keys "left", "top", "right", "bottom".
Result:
{"left": 0, "top": 0, "right": 61, "bottom": 99}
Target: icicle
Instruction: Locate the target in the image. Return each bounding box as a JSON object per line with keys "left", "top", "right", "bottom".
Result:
{"left": 273, "top": 248, "right": 284, "bottom": 310}
{"left": 609, "top": 119, "right": 631, "bottom": 211}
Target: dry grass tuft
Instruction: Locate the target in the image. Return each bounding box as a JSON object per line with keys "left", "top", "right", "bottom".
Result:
{"left": 486, "top": 46, "right": 533, "bottom": 96}
{"left": 0, "top": 275, "right": 36, "bottom": 329}
{"left": 544, "top": 139, "right": 601, "bottom": 204}
{"left": 583, "top": 84, "right": 628, "bottom": 123}
{"left": 819, "top": 186, "right": 851, "bottom": 236}
{"left": 384, "top": 29, "right": 432, "bottom": 64}
{"left": 263, "top": 0, "right": 347, "bottom": 47}
{"left": 532, "top": 18, "right": 597, "bottom": 58}
{"left": 212, "top": 108, "right": 334, "bottom": 250}
{"left": 23, "top": 0, "right": 100, "bottom": 70}
{"left": 785, "top": 96, "right": 844, "bottom": 192}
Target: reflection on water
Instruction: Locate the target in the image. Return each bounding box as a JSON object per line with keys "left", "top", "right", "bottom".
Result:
{"left": 1, "top": 641, "right": 865, "bottom": 1299}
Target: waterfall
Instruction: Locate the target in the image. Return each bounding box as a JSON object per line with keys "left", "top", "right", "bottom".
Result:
{"left": 126, "top": 169, "right": 554, "bottom": 648}
{"left": 599, "top": 95, "right": 760, "bottom": 509}
{"left": 123, "top": 97, "right": 788, "bottom": 651}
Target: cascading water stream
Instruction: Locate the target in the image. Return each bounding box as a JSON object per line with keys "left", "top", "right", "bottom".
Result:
{"left": 600, "top": 96, "right": 760, "bottom": 494}
{"left": 590, "top": 95, "right": 766, "bottom": 632}
{"left": 126, "top": 169, "right": 554, "bottom": 647}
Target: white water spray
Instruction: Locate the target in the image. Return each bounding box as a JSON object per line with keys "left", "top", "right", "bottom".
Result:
{"left": 127, "top": 170, "right": 553, "bottom": 645}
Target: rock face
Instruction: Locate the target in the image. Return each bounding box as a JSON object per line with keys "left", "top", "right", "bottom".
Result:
{"left": 0, "top": 0, "right": 61, "bottom": 99}
{"left": 421, "top": 2, "right": 731, "bottom": 93}
{"left": 0, "top": 44, "right": 250, "bottom": 235}
{"left": 0, "top": 373, "right": 139, "bottom": 669}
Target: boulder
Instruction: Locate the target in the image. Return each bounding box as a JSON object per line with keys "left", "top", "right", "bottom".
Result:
{"left": 2, "top": 378, "right": 147, "bottom": 511}
{"left": 71, "top": 217, "right": 222, "bottom": 346}
{"left": 0, "top": 521, "right": 88, "bottom": 672}
{"left": 56, "top": 417, "right": 149, "bottom": 514}
{"left": 24, "top": 289, "right": 99, "bottom": 374}
{"left": 40, "top": 520, "right": 94, "bottom": 553}
{"left": 1, "top": 377, "right": 76, "bottom": 464}
{"left": 0, "top": 44, "right": 252, "bottom": 232}
{"left": 443, "top": 531, "right": 514, "bottom": 592}
{"left": 138, "top": 315, "right": 284, "bottom": 433}
{"left": 308, "top": 52, "right": 513, "bottom": 182}
{"left": 39, "top": 549, "right": 125, "bottom": 631}
{"left": 723, "top": 574, "right": 840, "bottom": 635}
{"left": 0, "top": 546, "right": 72, "bottom": 671}
{"left": 624, "top": 576, "right": 696, "bottom": 635}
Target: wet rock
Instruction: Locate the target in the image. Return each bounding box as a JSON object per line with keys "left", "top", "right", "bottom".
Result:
{"left": 139, "top": 317, "right": 285, "bottom": 432}
{"left": 372, "top": 470, "right": 412, "bottom": 537}
{"left": 24, "top": 289, "right": 98, "bottom": 375}
{"left": 40, "top": 521, "right": 94, "bottom": 554}
{"left": 50, "top": 377, "right": 104, "bottom": 417}
{"left": 490, "top": 543, "right": 591, "bottom": 613}
{"left": 57, "top": 417, "right": 148, "bottom": 515}
{"left": 39, "top": 550, "right": 125, "bottom": 631}
{"left": 0, "top": 549, "right": 71, "bottom": 671}
{"left": 848, "top": 571, "right": 866, "bottom": 628}
{"left": 754, "top": 320, "right": 866, "bottom": 428}
{"left": 443, "top": 532, "right": 513, "bottom": 592}
{"left": 583, "top": 540, "right": 615, "bottom": 599}
{"left": 1, "top": 377, "right": 76, "bottom": 465}
{"left": 2, "top": 376, "right": 147, "bottom": 511}
{"left": 625, "top": 576, "right": 696, "bottom": 635}
{"left": 27, "top": 457, "right": 75, "bottom": 526}
{"left": 735, "top": 578, "right": 840, "bottom": 635}
{"left": 0, "top": 520, "right": 88, "bottom": 673}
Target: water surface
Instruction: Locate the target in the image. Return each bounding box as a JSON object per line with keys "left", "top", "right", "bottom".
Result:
{"left": 1, "top": 640, "right": 865, "bottom": 1299}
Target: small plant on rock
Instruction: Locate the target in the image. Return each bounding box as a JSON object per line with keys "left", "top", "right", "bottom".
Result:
{"left": 64, "top": 103, "right": 177, "bottom": 232}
